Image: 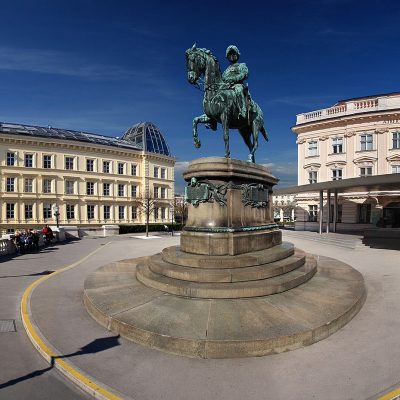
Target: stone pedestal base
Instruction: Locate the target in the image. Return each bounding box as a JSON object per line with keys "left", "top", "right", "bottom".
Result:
{"left": 83, "top": 158, "right": 366, "bottom": 358}
{"left": 84, "top": 254, "right": 366, "bottom": 358}
{"left": 180, "top": 228, "right": 281, "bottom": 255}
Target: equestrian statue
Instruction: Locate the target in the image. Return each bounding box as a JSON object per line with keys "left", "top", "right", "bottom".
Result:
{"left": 185, "top": 44, "right": 268, "bottom": 163}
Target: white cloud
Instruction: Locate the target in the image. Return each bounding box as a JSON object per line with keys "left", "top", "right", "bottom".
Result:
{"left": 174, "top": 161, "right": 190, "bottom": 173}
{"left": 0, "top": 46, "right": 145, "bottom": 81}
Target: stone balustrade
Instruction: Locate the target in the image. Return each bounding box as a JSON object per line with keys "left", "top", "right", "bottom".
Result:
{"left": 296, "top": 94, "right": 400, "bottom": 124}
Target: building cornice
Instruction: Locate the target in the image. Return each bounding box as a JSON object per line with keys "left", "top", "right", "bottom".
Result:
{"left": 292, "top": 110, "right": 400, "bottom": 135}
{"left": 0, "top": 133, "right": 174, "bottom": 164}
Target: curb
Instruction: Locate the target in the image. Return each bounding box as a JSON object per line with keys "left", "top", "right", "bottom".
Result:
{"left": 20, "top": 242, "right": 128, "bottom": 400}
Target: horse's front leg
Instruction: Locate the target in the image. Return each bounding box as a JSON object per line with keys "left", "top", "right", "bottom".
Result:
{"left": 192, "top": 114, "right": 211, "bottom": 149}
{"left": 221, "top": 115, "right": 230, "bottom": 159}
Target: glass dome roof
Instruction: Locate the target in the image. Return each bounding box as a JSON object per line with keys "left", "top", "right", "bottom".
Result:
{"left": 122, "top": 122, "right": 172, "bottom": 157}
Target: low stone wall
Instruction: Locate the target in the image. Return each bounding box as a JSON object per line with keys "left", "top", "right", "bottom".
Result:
{"left": 78, "top": 225, "right": 119, "bottom": 237}
{"left": 0, "top": 238, "right": 15, "bottom": 256}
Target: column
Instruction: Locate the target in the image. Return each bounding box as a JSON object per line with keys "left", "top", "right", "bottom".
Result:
{"left": 333, "top": 189, "right": 338, "bottom": 233}
{"left": 326, "top": 189, "right": 331, "bottom": 233}
{"left": 319, "top": 190, "right": 323, "bottom": 234}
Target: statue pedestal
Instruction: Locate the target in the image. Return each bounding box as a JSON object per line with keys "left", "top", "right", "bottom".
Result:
{"left": 181, "top": 157, "right": 280, "bottom": 255}
{"left": 83, "top": 158, "right": 366, "bottom": 358}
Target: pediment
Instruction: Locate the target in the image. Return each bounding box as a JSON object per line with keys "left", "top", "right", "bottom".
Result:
{"left": 386, "top": 154, "right": 400, "bottom": 162}
{"left": 326, "top": 160, "right": 347, "bottom": 167}
{"left": 353, "top": 156, "right": 377, "bottom": 165}
{"left": 304, "top": 163, "right": 321, "bottom": 169}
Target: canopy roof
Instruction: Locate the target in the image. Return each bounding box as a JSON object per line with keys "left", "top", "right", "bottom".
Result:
{"left": 275, "top": 173, "right": 400, "bottom": 195}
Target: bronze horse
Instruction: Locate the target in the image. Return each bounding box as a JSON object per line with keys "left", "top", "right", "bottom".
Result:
{"left": 185, "top": 44, "right": 268, "bottom": 163}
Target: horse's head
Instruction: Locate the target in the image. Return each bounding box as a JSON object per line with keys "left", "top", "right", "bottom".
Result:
{"left": 185, "top": 44, "right": 208, "bottom": 84}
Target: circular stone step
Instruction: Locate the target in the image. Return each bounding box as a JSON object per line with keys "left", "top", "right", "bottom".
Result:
{"left": 148, "top": 249, "right": 306, "bottom": 283}
{"left": 136, "top": 256, "right": 317, "bottom": 299}
{"left": 83, "top": 254, "right": 366, "bottom": 359}
{"left": 161, "top": 242, "right": 295, "bottom": 269}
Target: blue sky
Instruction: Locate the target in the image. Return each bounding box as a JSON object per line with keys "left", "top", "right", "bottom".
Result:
{"left": 1, "top": 0, "right": 400, "bottom": 192}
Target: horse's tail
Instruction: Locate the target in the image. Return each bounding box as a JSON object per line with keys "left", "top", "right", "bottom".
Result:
{"left": 261, "top": 126, "right": 269, "bottom": 142}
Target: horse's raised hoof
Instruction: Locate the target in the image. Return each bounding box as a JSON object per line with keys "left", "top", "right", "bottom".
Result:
{"left": 194, "top": 141, "right": 201, "bottom": 149}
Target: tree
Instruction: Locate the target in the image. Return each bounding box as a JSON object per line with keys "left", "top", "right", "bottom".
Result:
{"left": 172, "top": 194, "right": 187, "bottom": 224}
{"left": 137, "top": 190, "right": 158, "bottom": 237}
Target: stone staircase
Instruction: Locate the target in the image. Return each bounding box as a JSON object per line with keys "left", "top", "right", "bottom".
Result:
{"left": 136, "top": 243, "right": 318, "bottom": 299}
{"left": 281, "top": 230, "right": 364, "bottom": 249}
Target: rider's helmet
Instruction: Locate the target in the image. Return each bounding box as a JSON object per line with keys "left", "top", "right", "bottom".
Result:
{"left": 226, "top": 45, "right": 240, "bottom": 59}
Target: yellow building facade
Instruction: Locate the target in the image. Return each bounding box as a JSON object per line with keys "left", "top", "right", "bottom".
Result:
{"left": 0, "top": 121, "right": 175, "bottom": 234}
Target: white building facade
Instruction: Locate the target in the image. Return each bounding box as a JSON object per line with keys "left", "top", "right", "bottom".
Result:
{"left": 293, "top": 93, "right": 400, "bottom": 231}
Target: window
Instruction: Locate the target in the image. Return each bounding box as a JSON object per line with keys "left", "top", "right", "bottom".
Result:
{"left": 358, "top": 204, "right": 371, "bottom": 223}
{"left": 103, "top": 205, "right": 110, "bottom": 220}
{"left": 43, "top": 155, "right": 52, "bottom": 168}
{"left": 65, "top": 156, "right": 74, "bottom": 170}
{"left": 87, "top": 205, "right": 95, "bottom": 220}
{"left": 154, "top": 207, "right": 159, "bottom": 220}
{"left": 118, "top": 206, "right": 124, "bottom": 220}
{"left": 308, "top": 171, "right": 317, "bottom": 184}
{"left": 103, "top": 183, "right": 110, "bottom": 196}
{"left": 118, "top": 184, "right": 125, "bottom": 197}
{"left": 66, "top": 204, "right": 75, "bottom": 219}
{"left": 131, "top": 206, "right": 137, "bottom": 219}
{"left": 360, "top": 167, "right": 372, "bottom": 177}
{"left": 131, "top": 164, "right": 137, "bottom": 176}
{"left": 103, "top": 161, "right": 110, "bottom": 174}
{"left": 6, "top": 177, "right": 15, "bottom": 192}
{"left": 25, "top": 204, "right": 33, "bottom": 219}
{"left": 360, "top": 134, "right": 373, "bottom": 151}
{"left": 392, "top": 165, "right": 400, "bottom": 173}
{"left": 24, "top": 178, "right": 33, "bottom": 193}
{"left": 330, "top": 204, "right": 342, "bottom": 223}
{"left": 43, "top": 203, "right": 52, "bottom": 219}
{"left": 65, "top": 180, "right": 74, "bottom": 194}
{"left": 332, "top": 169, "right": 342, "bottom": 180}
{"left": 308, "top": 140, "right": 318, "bottom": 157}
{"left": 118, "top": 162, "right": 124, "bottom": 175}
{"left": 161, "top": 168, "right": 166, "bottom": 179}
{"left": 131, "top": 185, "right": 138, "bottom": 197}
{"left": 308, "top": 205, "right": 318, "bottom": 222}
{"left": 161, "top": 207, "right": 166, "bottom": 220}
{"left": 86, "top": 159, "right": 94, "bottom": 172}
{"left": 160, "top": 187, "right": 166, "bottom": 199}
{"left": 86, "top": 181, "right": 94, "bottom": 195}
{"left": 154, "top": 166, "right": 159, "bottom": 178}
{"left": 393, "top": 132, "right": 400, "bottom": 149}
{"left": 332, "top": 137, "right": 343, "bottom": 154}
{"left": 25, "top": 154, "right": 33, "bottom": 167}
{"left": 154, "top": 187, "right": 159, "bottom": 198}
{"left": 7, "top": 152, "right": 15, "bottom": 166}
{"left": 6, "top": 203, "right": 14, "bottom": 219}
{"left": 43, "top": 179, "right": 52, "bottom": 193}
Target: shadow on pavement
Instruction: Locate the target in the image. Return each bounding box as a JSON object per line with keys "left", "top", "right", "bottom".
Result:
{"left": 0, "top": 335, "right": 120, "bottom": 389}
{"left": 0, "top": 270, "right": 55, "bottom": 279}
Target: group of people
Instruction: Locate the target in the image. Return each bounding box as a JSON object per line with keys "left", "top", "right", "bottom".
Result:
{"left": 13, "top": 225, "right": 54, "bottom": 254}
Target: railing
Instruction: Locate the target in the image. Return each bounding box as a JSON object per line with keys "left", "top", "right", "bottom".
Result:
{"left": 296, "top": 95, "right": 400, "bottom": 124}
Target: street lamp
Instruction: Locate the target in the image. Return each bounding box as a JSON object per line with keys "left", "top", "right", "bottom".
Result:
{"left": 53, "top": 204, "right": 60, "bottom": 228}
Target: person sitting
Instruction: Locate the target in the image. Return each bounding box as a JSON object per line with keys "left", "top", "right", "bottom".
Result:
{"left": 42, "top": 224, "right": 54, "bottom": 245}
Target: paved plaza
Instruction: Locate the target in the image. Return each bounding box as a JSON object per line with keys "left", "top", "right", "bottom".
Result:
{"left": 0, "top": 233, "right": 399, "bottom": 399}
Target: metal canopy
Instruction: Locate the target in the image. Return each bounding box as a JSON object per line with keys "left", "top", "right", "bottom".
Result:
{"left": 275, "top": 173, "right": 400, "bottom": 195}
